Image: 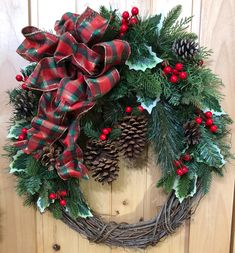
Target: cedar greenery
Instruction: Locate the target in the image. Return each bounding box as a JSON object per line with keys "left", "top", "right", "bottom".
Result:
{"left": 5, "top": 5, "right": 232, "bottom": 221}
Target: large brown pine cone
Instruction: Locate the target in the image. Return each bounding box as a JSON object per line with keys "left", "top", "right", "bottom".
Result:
{"left": 118, "top": 115, "right": 148, "bottom": 159}
{"left": 84, "top": 140, "right": 119, "bottom": 184}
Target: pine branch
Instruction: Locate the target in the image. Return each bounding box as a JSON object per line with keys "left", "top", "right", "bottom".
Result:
{"left": 160, "top": 5, "right": 182, "bottom": 36}
{"left": 126, "top": 70, "right": 162, "bottom": 99}
{"left": 149, "top": 102, "right": 185, "bottom": 174}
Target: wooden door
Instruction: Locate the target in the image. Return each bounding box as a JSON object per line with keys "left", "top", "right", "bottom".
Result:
{"left": 0, "top": 1, "right": 234, "bottom": 252}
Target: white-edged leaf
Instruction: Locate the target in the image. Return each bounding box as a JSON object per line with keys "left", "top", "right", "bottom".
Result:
{"left": 7, "top": 120, "right": 29, "bottom": 139}
{"left": 174, "top": 175, "right": 197, "bottom": 203}
{"left": 37, "top": 196, "right": 51, "bottom": 213}
{"left": 126, "top": 45, "right": 163, "bottom": 71}
{"left": 137, "top": 97, "right": 160, "bottom": 114}
{"left": 9, "top": 150, "right": 26, "bottom": 173}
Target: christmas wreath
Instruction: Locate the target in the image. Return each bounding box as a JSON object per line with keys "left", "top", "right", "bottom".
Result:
{"left": 5, "top": 5, "right": 232, "bottom": 248}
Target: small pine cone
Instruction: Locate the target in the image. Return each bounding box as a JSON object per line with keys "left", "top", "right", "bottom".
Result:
{"left": 172, "top": 39, "right": 199, "bottom": 59}
{"left": 13, "top": 90, "right": 36, "bottom": 121}
{"left": 184, "top": 121, "right": 201, "bottom": 146}
{"left": 40, "top": 145, "right": 63, "bottom": 170}
{"left": 118, "top": 115, "right": 148, "bottom": 159}
{"left": 84, "top": 140, "right": 119, "bottom": 184}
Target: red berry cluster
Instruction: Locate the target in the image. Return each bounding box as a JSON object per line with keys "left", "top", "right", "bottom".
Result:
{"left": 49, "top": 190, "right": 67, "bottom": 206}
{"left": 99, "top": 128, "right": 112, "bottom": 141}
{"left": 195, "top": 111, "right": 218, "bottom": 133}
{"left": 162, "top": 63, "right": 188, "bottom": 84}
{"left": 15, "top": 73, "right": 28, "bottom": 90}
{"left": 18, "top": 128, "right": 28, "bottom": 141}
{"left": 125, "top": 105, "right": 144, "bottom": 113}
{"left": 173, "top": 153, "right": 191, "bottom": 176}
{"left": 120, "top": 7, "right": 139, "bottom": 36}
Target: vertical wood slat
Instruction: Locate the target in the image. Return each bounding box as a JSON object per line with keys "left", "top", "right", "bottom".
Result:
{"left": 0, "top": 1, "right": 37, "bottom": 253}
{"left": 189, "top": 1, "right": 235, "bottom": 253}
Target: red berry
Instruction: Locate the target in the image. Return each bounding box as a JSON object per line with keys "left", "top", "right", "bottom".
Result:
{"left": 176, "top": 169, "right": 184, "bottom": 176}
{"left": 198, "top": 59, "right": 204, "bottom": 66}
{"left": 181, "top": 166, "right": 189, "bottom": 174}
{"left": 120, "top": 24, "right": 128, "bottom": 33}
{"left": 120, "top": 32, "right": 125, "bottom": 37}
{"left": 172, "top": 69, "right": 179, "bottom": 75}
{"left": 15, "top": 74, "right": 23, "bottom": 82}
{"left": 107, "top": 128, "right": 112, "bottom": 133}
{"left": 121, "top": 18, "right": 128, "bottom": 24}
{"left": 175, "top": 63, "right": 183, "bottom": 71}
{"left": 179, "top": 71, "right": 187, "bottom": 80}
{"left": 99, "top": 134, "right": 107, "bottom": 141}
{"left": 122, "top": 11, "right": 130, "bottom": 19}
{"left": 173, "top": 160, "right": 181, "bottom": 167}
{"left": 59, "top": 199, "right": 66, "bottom": 206}
{"left": 205, "top": 111, "right": 213, "bottom": 118}
{"left": 138, "top": 105, "right": 144, "bottom": 112}
{"left": 49, "top": 193, "right": 56, "bottom": 200}
{"left": 60, "top": 190, "right": 67, "bottom": 197}
{"left": 21, "top": 83, "right": 27, "bottom": 90}
{"left": 205, "top": 118, "right": 213, "bottom": 127}
{"left": 18, "top": 134, "right": 25, "bottom": 141}
{"left": 131, "top": 7, "right": 139, "bottom": 16}
{"left": 195, "top": 117, "right": 203, "bottom": 124}
{"left": 130, "top": 17, "right": 138, "bottom": 25}
{"left": 125, "top": 106, "right": 132, "bottom": 113}
{"left": 182, "top": 154, "right": 191, "bottom": 161}
{"left": 163, "top": 66, "right": 172, "bottom": 75}
{"left": 21, "top": 128, "right": 28, "bottom": 134}
{"left": 210, "top": 125, "right": 218, "bottom": 133}
{"left": 170, "top": 75, "right": 178, "bottom": 83}
{"left": 102, "top": 128, "right": 110, "bottom": 135}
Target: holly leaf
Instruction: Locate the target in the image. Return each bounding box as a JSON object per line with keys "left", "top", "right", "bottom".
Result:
{"left": 9, "top": 150, "right": 28, "bottom": 173}
{"left": 126, "top": 44, "right": 162, "bottom": 71}
{"left": 7, "top": 120, "right": 29, "bottom": 139}
{"left": 194, "top": 129, "right": 226, "bottom": 168}
{"left": 174, "top": 175, "right": 197, "bottom": 202}
{"left": 37, "top": 196, "right": 50, "bottom": 213}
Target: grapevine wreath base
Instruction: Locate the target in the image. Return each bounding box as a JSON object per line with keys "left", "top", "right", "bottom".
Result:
{"left": 61, "top": 189, "right": 202, "bottom": 248}
{"left": 6, "top": 5, "right": 232, "bottom": 249}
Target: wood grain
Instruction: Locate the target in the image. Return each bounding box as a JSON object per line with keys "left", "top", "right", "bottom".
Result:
{"left": 0, "top": 0, "right": 234, "bottom": 252}
{"left": 0, "top": 1, "right": 37, "bottom": 253}
{"left": 189, "top": 1, "right": 235, "bottom": 253}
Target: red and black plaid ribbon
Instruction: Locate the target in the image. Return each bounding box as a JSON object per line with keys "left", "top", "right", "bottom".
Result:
{"left": 16, "top": 8, "right": 131, "bottom": 179}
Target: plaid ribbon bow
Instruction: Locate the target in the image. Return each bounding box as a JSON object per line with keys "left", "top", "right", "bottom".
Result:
{"left": 16, "top": 8, "right": 131, "bottom": 180}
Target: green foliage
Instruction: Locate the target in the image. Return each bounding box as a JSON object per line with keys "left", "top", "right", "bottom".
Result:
{"left": 126, "top": 44, "right": 162, "bottom": 71}
{"left": 160, "top": 5, "right": 182, "bottom": 36}
{"left": 194, "top": 127, "right": 225, "bottom": 168}
{"left": 156, "top": 173, "right": 176, "bottom": 192}
{"left": 149, "top": 102, "right": 185, "bottom": 174}
{"left": 21, "top": 63, "right": 37, "bottom": 77}
{"left": 175, "top": 174, "right": 191, "bottom": 199}
{"left": 83, "top": 121, "right": 100, "bottom": 139}
{"left": 126, "top": 70, "right": 162, "bottom": 99}
{"left": 7, "top": 120, "right": 29, "bottom": 139}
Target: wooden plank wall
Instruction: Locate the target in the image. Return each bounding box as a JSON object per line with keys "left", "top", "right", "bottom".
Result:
{"left": 0, "top": 0, "right": 234, "bottom": 252}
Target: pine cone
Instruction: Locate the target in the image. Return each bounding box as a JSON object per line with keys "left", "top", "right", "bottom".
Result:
{"left": 40, "top": 145, "right": 63, "bottom": 170}
{"left": 13, "top": 90, "right": 36, "bottom": 121}
{"left": 172, "top": 39, "right": 199, "bottom": 59}
{"left": 184, "top": 121, "right": 201, "bottom": 146}
{"left": 84, "top": 140, "right": 119, "bottom": 184}
{"left": 118, "top": 115, "right": 148, "bottom": 159}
